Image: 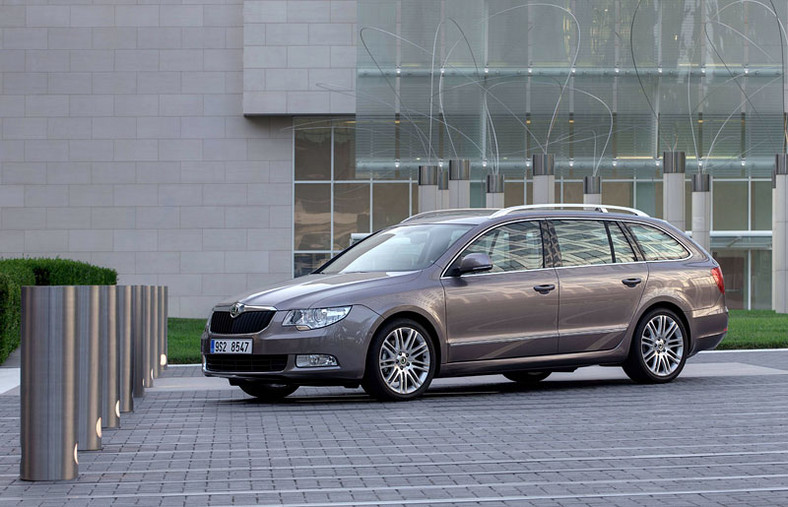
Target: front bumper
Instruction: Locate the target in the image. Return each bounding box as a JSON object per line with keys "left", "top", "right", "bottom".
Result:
{"left": 201, "top": 305, "right": 380, "bottom": 384}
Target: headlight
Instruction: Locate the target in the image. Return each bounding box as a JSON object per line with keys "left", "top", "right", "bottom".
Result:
{"left": 283, "top": 306, "right": 351, "bottom": 330}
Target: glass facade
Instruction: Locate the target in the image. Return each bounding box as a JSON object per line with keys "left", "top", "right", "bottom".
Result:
{"left": 293, "top": 1, "right": 788, "bottom": 309}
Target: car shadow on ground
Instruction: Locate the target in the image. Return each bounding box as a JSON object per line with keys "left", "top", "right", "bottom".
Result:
{"left": 216, "top": 376, "right": 707, "bottom": 406}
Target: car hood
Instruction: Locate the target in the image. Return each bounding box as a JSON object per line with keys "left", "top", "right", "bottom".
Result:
{"left": 218, "top": 271, "right": 421, "bottom": 310}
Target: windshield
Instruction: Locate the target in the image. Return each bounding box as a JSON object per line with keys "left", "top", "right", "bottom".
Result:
{"left": 319, "top": 224, "right": 473, "bottom": 274}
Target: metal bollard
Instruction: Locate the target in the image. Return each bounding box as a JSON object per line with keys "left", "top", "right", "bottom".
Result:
{"left": 99, "top": 286, "right": 119, "bottom": 429}
{"left": 20, "top": 286, "right": 79, "bottom": 481}
{"left": 157, "top": 286, "right": 166, "bottom": 370}
{"left": 151, "top": 286, "right": 159, "bottom": 379}
{"left": 117, "top": 286, "right": 133, "bottom": 412}
{"left": 131, "top": 286, "right": 145, "bottom": 398}
{"left": 142, "top": 286, "right": 153, "bottom": 389}
{"left": 162, "top": 286, "right": 169, "bottom": 368}
{"left": 76, "top": 286, "right": 101, "bottom": 451}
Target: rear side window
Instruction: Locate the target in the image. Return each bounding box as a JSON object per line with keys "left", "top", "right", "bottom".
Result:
{"left": 460, "top": 221, "right": 543, "bottom": 272}
{"left": 552, "top": 220, "right": 612, "bottom": 267}
{"left": 628, "top": 224, "right": 689, "bottom": 261}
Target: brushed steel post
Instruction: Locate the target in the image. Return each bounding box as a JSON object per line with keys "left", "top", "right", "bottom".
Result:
{"left": 142, "top": 286, "right": 153, "bottom": 388}
{"left": 158, "top": 286, "right": 167, "bottom": 369}
{"left": 163, "top": 286, "right": 169, "bottom": 368}
{"left": 76, "top": 286, "right": 101, "bottom": 451}
{"left": 117, "top": 286, "right": 133, "bottom": 412}
{"left": 98, "top": 286, "right": 119, "bottom": 429}
{"left": 131, "top": 286, "right": 145, "bottom": 398}
{"left": 20, "top": 286, "right": 79, "bottom": 481}
{"left": 151, "top": 286, "right": 159, "bottom": 379}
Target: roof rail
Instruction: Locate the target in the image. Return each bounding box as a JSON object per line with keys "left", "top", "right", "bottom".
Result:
{"left": 400, "top": 208, "right": 498, "bottom": 224}
{"left": 490, "top": 204, "right": 650, "bottom": 218}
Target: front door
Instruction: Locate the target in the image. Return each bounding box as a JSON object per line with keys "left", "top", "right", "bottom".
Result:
{"left": 441, "top": 220, "right": 559, "bottom": 362}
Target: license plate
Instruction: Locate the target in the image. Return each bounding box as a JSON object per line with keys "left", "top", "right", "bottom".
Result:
{"left": 210, "top": 339, "right": 252, "bottom": 354}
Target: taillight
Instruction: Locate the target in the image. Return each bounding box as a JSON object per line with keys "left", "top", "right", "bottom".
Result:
{"left": 711, "top": 266, "right": 725, "bottom": 294}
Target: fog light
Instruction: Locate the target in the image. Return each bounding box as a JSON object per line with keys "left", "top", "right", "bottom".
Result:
{"left": 296, "top": 354, "right": 338, "bottom": 368}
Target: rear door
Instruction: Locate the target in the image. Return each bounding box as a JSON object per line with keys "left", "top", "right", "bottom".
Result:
{"left": 441, "top": 220, "right": 559, "bottom": 362}
{"left": 550, "top": 219, "right": 648, "bottom": 353}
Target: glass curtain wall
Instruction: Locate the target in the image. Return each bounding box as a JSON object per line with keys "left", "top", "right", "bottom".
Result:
{"left": 349, "top": 0, "right": 786, "bottom": 309}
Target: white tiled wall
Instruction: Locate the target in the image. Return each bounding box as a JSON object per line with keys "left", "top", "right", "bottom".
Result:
{"left": 0, "top": 0, "right": 334, "bottom": 318}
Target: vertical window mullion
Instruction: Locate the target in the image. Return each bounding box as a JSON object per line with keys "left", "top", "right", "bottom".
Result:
{"left": 330, "top": 125, "right": 335, "bottom": 256}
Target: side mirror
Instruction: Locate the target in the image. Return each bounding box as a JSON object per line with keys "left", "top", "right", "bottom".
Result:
{"left": 456, "top": 253, "right": 493, "bottom": 276}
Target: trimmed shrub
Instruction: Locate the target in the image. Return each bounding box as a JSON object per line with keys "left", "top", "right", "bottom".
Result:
{"left": 0, "top": 258, "right": 117, "bottom": 365}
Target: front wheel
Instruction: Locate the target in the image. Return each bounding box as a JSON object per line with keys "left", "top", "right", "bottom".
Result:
{"left": 362, "top": 319, "right": 436, "bottom": 401}
{"left": 238, "top": 381, "right": 299, "bottom": 401}
{"left": 623, "top": 308, "right": 688, "bottom": 384}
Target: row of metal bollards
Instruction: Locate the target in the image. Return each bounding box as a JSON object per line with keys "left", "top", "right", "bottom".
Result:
{"left": 20, "top": 285, "right": 168, "bottom": 481}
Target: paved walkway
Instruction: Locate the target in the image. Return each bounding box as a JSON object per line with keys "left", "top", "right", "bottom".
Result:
{"left": 1, "top": 350, "right": 788, "bottom": 506}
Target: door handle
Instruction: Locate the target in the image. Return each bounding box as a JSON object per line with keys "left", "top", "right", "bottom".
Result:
{"left": 622, "top": 277, "right": 642, "bottom": 287}
{"left": 533, "top": 283, "right": 556, "bottom": 294}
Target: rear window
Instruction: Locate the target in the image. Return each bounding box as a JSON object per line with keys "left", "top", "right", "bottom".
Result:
{"left": 628, "top": 224, "right": 689, "bottom": 261}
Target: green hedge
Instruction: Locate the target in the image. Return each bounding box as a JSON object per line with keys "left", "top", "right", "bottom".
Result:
{"left": 0, "top": 258, "right": 117, "bottom": 365}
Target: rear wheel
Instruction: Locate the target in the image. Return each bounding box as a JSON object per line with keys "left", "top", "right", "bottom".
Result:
{"left": 504, "top": 371, "right": 551, "bottom": 384}
{"left": 623, "top": 308, "right": 688, "bottom": 383}
{"left": 238, "top": 381, "right": 298, "bottom": 401}
{"left": 362, "top": 319, "right": 436, "bottom": 401}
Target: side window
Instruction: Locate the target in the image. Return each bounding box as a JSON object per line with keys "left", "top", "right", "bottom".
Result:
{"left": 552, "top": 220, "right": 613, "bottom": 267}
{"left": 608, "top": 222, "right": 637, "bottom": 263}
{"left": 628, "top": 224, "right": 689, "bottom": 261}
{"left": 460, "top": 221, "right": 543, "bottom": 273}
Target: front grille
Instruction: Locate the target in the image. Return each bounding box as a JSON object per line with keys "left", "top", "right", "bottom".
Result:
{"left": 210, "top": 311, "right": 274, "bottom": 334}
{"left": 205, "top": 354, "right": 288, "bottom": 373}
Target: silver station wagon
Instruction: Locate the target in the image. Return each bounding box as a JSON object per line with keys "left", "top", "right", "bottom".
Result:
{"left": 202, "top": 205, "right": 728, "bottom": 401}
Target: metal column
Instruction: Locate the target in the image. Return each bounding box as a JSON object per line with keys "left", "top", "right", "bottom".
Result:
{"left": 151, "top": 286, "right": 159, "bottom": 379}
{"left": 691, "top": 173, "right": 711, "bottom": 252}
{"left": 774, "top": 154, "right": 788, "bottom": 313}
{"left": 417, "top": 165, "right": 439, "bottom": 213}
{"left": 532, "top": 154, "right": 555, "bottom": 204}
{"left": 142, "top": 286, "right": 153, "bottom": 388}
{"left": 583, "top": 176, "right": 602, "bottom": 205}
{"left": 98, "top": 285, "right": 119, "bottom": 429}
{"left": 158, "top": 286, "right": 167, "bottom": 370}
{"left": 162, "top": 286, "right": 168, "bottom": 368}
{"left": 448, "top": 159, "right": 471, "bottom": 208}
{"left": 438, "top": 168, "right": 450, "bottom": 209}
{"left": 485, "top": 173, "right": 504, "bottom": 208}
{"left": 117, "top": 285, "right": 133, "bottom": 412}
{"left": 76, "top": 286, "right": 101, "bottom": 451}
{"left": 663, "top": 152, "right": 686, "bottom": 231}
{"left": 20, "top": 286, "right": 79, "bottom": 481}
{"left": 131, "top": 286, "right": 145, "bottom": 398}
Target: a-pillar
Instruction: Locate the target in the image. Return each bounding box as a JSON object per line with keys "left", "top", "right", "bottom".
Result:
{"left": 773, "top": 154, "right": 788, "bottom": 313}
{"left": 663, "top": 152, "right": 686, "bottom": 231}
{"left": 583, "top": 176, "right": 601, "bottom": 205}
{"left": 486, "top": 173, "right": 504, "bottom": 208}
{"left": 532, "top": 154, "right": 555, "bottom": 204}
{"left": 691, "top": 173, "right": 711, "bottom": 253}
{"left": 417, "top": 165, "right": 439, "bottom": 213}
{"left": 449, "top": 159, "right": 470, "bottom": 208}
{"left": 438, "top": 167, "right": 450, "bottom": 209}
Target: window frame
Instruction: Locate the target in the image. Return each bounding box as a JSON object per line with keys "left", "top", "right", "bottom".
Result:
{"left": 441, "top": 219, "right": 549, "bottom": 278}
{"left": 621, "top": 221, "right": 692, "bottom": 262}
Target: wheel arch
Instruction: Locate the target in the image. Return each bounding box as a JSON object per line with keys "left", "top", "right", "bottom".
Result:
{"left": 370, "top": 311, "right": 443, "bottom": 376}
{"left": 630, "top": 301, "right": 692, "bottom": 353}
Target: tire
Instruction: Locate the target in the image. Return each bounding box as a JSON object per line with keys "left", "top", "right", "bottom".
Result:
{"left": 504, "top": 371, "right": 551, "bottom": 384}
{"left": 362, "top": 318, "right": 437, "bottom": 401}
{"left": 238, "top": 381, "right": 298, "bottom": 401}
{"left": 623, "top": 308, "right": 688, "bottom": 384}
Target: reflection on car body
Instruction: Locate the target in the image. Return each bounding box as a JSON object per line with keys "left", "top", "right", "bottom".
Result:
{"left": 202, "top": 205, "right": 728, "bottom": 401}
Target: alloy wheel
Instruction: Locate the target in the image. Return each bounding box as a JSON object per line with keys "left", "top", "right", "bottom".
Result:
{"left": 378, "top": 326, "right": 431, "bottom": 395}
{"left": 640, "top": 314, "right": 684, "bottom": 377}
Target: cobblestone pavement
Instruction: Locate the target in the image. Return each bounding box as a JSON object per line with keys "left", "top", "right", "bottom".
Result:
{"left": 1, "top": 350, "right": 788, "bottom": 506}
